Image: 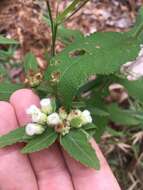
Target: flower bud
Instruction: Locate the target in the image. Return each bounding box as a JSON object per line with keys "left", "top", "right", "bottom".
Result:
{"left": 26, "top": 105, "right": 40, "bottom": 115}
{"left": 34, "top": 112, "right": 47, "bottom": 124}
{"left": 61, "top": 126, "right": 70, "bottom": 136}
{"left": 81, "top": 110, "right": 92, "bottom": 125}
{"left": 70, "top": 117, "right": 82, "bottom": 128}
{"left": 24, "top": 72, "right": 43, "bottom": 87}
{"left": 47, "top": 113, "right": 61, "bottom": 126}
{"left": 67, "top": 109, "right": 82, "bottom": 121}
{"left": 55, "top": 121, "right": 70, "bottom": 135}
{"left": 59, "top": 107, "right": 68, "bottom": 120}
{"left": 25, "top": 123, "right": 45, "bottom": 136}
{"left": 26, "top": 105, "right": 47, "bottom": 124}
{"left": 40, "top": 98, "right": 56, "bottom": 114}
{"left": 67, "top": 109, "right": 82, "bottom": 128}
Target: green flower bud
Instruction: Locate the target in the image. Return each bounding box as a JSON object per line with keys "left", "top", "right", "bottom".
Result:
{"left": 70, "top": 117, "right": 83, "bottom": 128}
{"left": 59, "top": 107, "right": 68, "bottom": 120}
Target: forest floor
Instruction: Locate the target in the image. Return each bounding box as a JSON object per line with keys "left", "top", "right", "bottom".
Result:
{"left": 0, "top": 0, "right": 143, "bottom": 189}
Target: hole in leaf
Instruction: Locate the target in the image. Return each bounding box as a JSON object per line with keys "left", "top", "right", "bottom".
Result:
{"left": 69, "top": 49, "right": 87, "bottom": 58}
{"left": 54, "top": 60, "right": 61, "bottom": 65}
{"left": 51, "top": 71, "right": 60, "bottom": 83}
{"left": 95, "top": 45, "right": 101, "bottom": 49}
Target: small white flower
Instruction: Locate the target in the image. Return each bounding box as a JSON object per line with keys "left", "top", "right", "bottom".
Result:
{"left": 26, "top": 105, "right": 47, "bottom": 124}
{"left": 67, "top": 110, "right": 83, "bottom": 128}
{"left": 82, "top": 110, "right": 91, "bottom": 117}
{"left": 25, "top": 123, "right": 45, "bottom": 136}
{"left": 81, "top": 110, "right": 92, "bottom": 125}
{"left": 47, "top": 113, "right": 61, "bottom": 126}
{"left": 26, "top": 105, "right": 40, "bottom": 115}
{"left": 67, "top": 109, "right": 82, "bottom": 121}
{"left": 40, "top": 98, "right": 53, "bottom": 114}
{"left": 33, "top": 112, "right": 47, "bottom": 124}
{"left": 61, "top": 126, "right": 70, "bottom": 136}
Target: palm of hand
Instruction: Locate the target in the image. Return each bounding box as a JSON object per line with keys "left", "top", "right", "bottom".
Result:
{"left": 0, "top": 89, "right": 121, "bottom": 190}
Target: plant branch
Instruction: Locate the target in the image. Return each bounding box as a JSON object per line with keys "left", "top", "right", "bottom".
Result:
{"left": 46, "top": 0, "right": 89, "bottom": 56}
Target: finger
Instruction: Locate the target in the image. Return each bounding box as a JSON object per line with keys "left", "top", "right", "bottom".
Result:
{"left": 63, "top": 139, "right": 121, "bottom": 190}
{"left": 0, "top": 101, "right": 38, "bottom": 190}
{"left": 10, "top": 89, "right": 74, "bottom": 190}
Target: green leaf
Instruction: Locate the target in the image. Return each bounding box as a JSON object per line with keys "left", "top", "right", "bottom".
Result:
{"left": 45, "top": 10, "right": 143, "bottom": 108}
{"left": 106, "top": 127, "right": 124, "bottom": 137}
{"left": 60, "top": 129, "right": 100, "bottom": 169}
{"left": 0, "top": 36, "right": 18, "bottom": 45}
{"left": 132, "top": 111, "right": 143, "bottom": 122}
{"left": 0, "top": 127, "right": 30, "bottom": 148}
{"left": 107, "top": 104, "right": 140, "bottom": 125}
{"left": 90, "top": 107, "right": 110, "bottom": 117}
{"left": 24, "top": 52, "right": 38, "bottom": 73}
{"left": 36, "top": 81, "right": 55, "bottom": 98}
{"left": 0, "top": 65, "right": 7, "bottom": 77}
{"left": 130, "top": 7, "right": 143, "bottom": 38}
{"left": 21, "top": 128, "right": 58, "bottom": 154}
{"left": 0, "top": 49, "right": 14, "bottom": 61}
{"left": 93, "top": 116, "right": 108, "bottom": 143}
{"left": 57, "top": 26, "right": 84, "bottom": 45}
{"left": 0, "top": 82, "right": 24, "bottom": 101}
{"left": 83, "top": 123, "right": 97, "bottom": 130}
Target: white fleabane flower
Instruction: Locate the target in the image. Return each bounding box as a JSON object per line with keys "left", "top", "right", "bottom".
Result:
{"left": 25, "top": 123, "right": 45, "bottom": 136}
{"left": 47, "top": 113, "right": 61, "bottom": 126}
{"left": 40, "top": 98, "right": 54, "bottom": 114}
{"left": 33, "top": 112, "right": 47, "bottom": 124}
{"left": 26, "top": 105, "right": 47, "bottom": 124}
{"left": 81, "top": 110, "right": 92, "bottom": 125}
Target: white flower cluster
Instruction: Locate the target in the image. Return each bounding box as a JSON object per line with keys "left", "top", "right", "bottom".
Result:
{"left": 25, "top": 98, "right": 92, "bottom": 136}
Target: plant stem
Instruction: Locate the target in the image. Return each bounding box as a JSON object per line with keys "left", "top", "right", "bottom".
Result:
{"left": 46, "top": 1, "right": 58, "bottom": 57}
{"left": 47, "top": 0, "right": 89, "bottom": 56}
{"left": 52, "top": 23, "right": 58, "bottom": 57}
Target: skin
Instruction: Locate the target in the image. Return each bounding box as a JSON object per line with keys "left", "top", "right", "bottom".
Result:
{"left": 0, "top": 89, "right": 121, "bottom": 190}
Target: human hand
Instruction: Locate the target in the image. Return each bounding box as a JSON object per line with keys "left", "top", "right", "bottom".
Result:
{"left": 0, "top": 89, "right": 121, "bottom": 190}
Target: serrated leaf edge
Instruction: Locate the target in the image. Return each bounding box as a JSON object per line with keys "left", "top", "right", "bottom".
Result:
{"left": 60, "top": 131, "right": 100, "bottom": 170}
{"left": 21, "top": 131, "right": 58, "bottom": 154}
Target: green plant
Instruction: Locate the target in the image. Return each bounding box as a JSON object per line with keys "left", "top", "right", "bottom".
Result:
{"left": 0, "top": 1, "right": 143, "bottom": 170}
